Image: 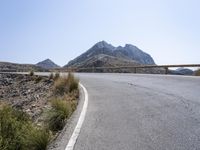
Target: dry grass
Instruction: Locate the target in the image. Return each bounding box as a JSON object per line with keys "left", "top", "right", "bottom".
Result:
{"left": 67, "top": 72, "right": 79, "bottom": 92}
{"left": 53, "top": 72, "right": 79, "bottom": 96}
{"left": 53, "top": 72, "right": 60, "bottom": 81}
{"left": 194, "top": 69, "right": 200, "bottom": 76}
{"left": 47, "top": 72, "right": 79, "bottom": 132}
{"left": 53, "top": 76, "right": 69, "bottom": 96}
{"left": 49, "top": 73, "right": 54, "bottom": 80}
{"left": 47, "top": 98, "right": 72, "bottom": 131}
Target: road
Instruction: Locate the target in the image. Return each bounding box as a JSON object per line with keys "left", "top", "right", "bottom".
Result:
{"left": 73, "top": 73, "right": 200, "bottom": 150}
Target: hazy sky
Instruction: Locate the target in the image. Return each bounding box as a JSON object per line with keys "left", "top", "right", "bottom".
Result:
{"left": 0, "top": 0, "right": 199, "bottom": 66}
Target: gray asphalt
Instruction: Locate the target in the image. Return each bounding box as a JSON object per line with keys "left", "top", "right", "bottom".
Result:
{"left": 74, "top": 73, "right": 200, "bottom": 150}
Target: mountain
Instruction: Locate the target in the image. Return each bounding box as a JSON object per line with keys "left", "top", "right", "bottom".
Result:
{"left": 0, "top": 61, "right": 47, "bottom": 72}
{"left": 36, "top": 59, "right": 60, "bottom": 69}
{"left": 169, "top": 68, "right": 194, "bottom": 75}
{"left": 65, "top": 41, "right": 155, "bottom": 69}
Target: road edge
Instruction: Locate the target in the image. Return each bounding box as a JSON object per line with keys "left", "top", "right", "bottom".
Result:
{"left": 65, "top": 83, "right": 89, "bottom": 150}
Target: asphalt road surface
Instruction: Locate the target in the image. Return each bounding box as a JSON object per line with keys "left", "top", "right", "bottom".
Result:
{"left": 73, "top": 73, "right": 200, "bottom": 150}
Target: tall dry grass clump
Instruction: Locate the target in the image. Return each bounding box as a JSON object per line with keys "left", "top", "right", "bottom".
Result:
{"left": 53, "top": 72, "right": 79, "bottom": 96}
{"left": 53, "top": 72, "right": 60, "bottom": 81}
{"left": 67, "top": 72, "right": 79, "bottom": 93}
{"left": 47, "top": 98, "right": 72, "bottom": 131}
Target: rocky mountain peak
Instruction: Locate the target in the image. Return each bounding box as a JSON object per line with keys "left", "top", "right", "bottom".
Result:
{"left": 124, "top": 44, "right": 138, "bottom": 50}
{"left": 65, "top": 41, "right": 156, "bottom": 68}
{"left": 93, "top": 41, "right": 115, "bottom": 50}
{"left": 36, "top": 59, "right": 60, "bottom": 69}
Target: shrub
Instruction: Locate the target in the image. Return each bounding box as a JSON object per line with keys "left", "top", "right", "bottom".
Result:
{"left": 53, "top": 77, "right": 69, "bottom": 96}
{"left": 53, "top": 72, "right": 79, "bottom": 96}
{"left": 29, "top": 70, "right": 34, "bottom": 76}
{"left": 49, "top": 73, "right": 54, "bottom": 80}
{"left": 47, "top": 111, "right": 66, "bottom": 132}
{"left": 70, "top": 100, "right": 78, "bottom": 112}
{"left": 67, "top": 72, "right": 79, "bottom": 93}
{"left": 0, "top": 105, "right": 28, "bottom": 150}
{"left": 47, "top": 98, "right": 71, "bottom": 132}
{"left": 47, "top": 72, "right": 79, "bottom": 132}
{"left": 194, "top": 69, "right": 200, "bottom": 76}
{"left": 35, "top": 76, "right": 43, "bottom": 83}
{"left": 0, "top": 104, "right": 50, "bottom": 150}
{"left": 53, "top": 72, "right": 60, "bottom": 81}
{"left": 24, "top": 127, "right": 50, "bottom": 150}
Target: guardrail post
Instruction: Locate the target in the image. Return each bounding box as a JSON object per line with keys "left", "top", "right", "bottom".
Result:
{"left": 134, "top": 67, "right": 137, "bottom": 73}
{"left": 165, "top": 67, "right": 168, "bottom": 74}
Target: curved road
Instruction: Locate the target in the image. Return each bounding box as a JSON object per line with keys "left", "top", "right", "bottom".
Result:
{"left": 74, "top": 73, "right": 200, "bottom": 150}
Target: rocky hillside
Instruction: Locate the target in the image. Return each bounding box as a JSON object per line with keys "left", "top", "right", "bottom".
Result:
{"left": 169, "top": 68, "right": 194, "bottom": 75}
{"left": 36, "top": 59, "right": 60, "bottom": 69}
{"left": 0, "top": 73, "right": 53, "bottom": 120}
{"left": 0, "top": 61, "right": 48, "bottom": 72}
{"left": 65, "top": 41, "right": 155, "bottom": 69}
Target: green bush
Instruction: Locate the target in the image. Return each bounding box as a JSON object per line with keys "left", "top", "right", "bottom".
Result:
{"left": 24, "top": 127, "right": 50, "bottom": 150}
{"left": 0, "top": 105, "right": 28, "bottom": 150}
{"left": 47, "top": 98, "right": 71, "bottom": 132}
{"left": 0, "top": 104, "right": 50, "bottom": 150}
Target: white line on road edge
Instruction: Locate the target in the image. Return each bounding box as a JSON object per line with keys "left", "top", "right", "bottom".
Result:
{"left": 65, "top": 83, "right": 88, "bottom": 150}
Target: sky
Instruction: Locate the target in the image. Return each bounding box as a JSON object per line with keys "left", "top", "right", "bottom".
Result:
{"left": 0, "top": 0, "right": 199, "bottom": 66}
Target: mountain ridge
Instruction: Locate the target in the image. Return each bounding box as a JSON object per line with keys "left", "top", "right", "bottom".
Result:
{"left": 0, "top": 61, "right": 47, "bottom": 72}
{"left": 65, "top": 41, "right": 155, "bottom": 68}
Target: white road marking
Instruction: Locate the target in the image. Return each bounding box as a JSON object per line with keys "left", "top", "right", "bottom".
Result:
{"left": 65, "top": 83, "right": 88, "bottom": 150}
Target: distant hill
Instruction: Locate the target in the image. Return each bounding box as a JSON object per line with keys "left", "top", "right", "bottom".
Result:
{"left": 169, "top": 68, "right": 194, "bottom": 75}
{"left": 36, "top": 59, "right": 60, "bottom": 69}
{"left": 64, "top": 41, "right": 155, "bottom": 69}
{"left": 0, "top": 61, "right": 47, "bottom": 72}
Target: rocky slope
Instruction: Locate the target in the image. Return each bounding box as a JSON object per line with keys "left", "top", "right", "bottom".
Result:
{"left": 36, "top": 59, "right": 60, "bottom": 69}
{"left": 65, "top": 41, "right": 155, "bottom": 69}
{"left": 0, "top": 73, "right": 53, "bottom": 121}
{"left": 0, "top": 61, "right": 47, "bottom": 72}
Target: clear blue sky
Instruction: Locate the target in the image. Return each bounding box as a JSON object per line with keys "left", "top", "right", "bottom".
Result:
{"left": 0, "top": 0, "right": 199, "bottom": 66}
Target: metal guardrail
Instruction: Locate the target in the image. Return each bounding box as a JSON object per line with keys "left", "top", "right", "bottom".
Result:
{"left": 64, "top": 64, "right": 200, "bottom": 74}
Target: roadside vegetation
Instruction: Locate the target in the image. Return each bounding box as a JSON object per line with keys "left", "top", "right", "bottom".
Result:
{"left": 29, "top": 70, "right": 34, "bottom": 76}
{"left": 35, "top": 76, "right": 43, "bottom": 83}
{"left": 194, "top": 68, "right": 200, "bottom": 76}
{"left": 0, "top": 104, "right": 50, "bottom": 150}
{"left": 0, "top": 72, "right": 79, "bottom": 149}
{"left": 47, "top": 72, "right": 79, "bottom": 132}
